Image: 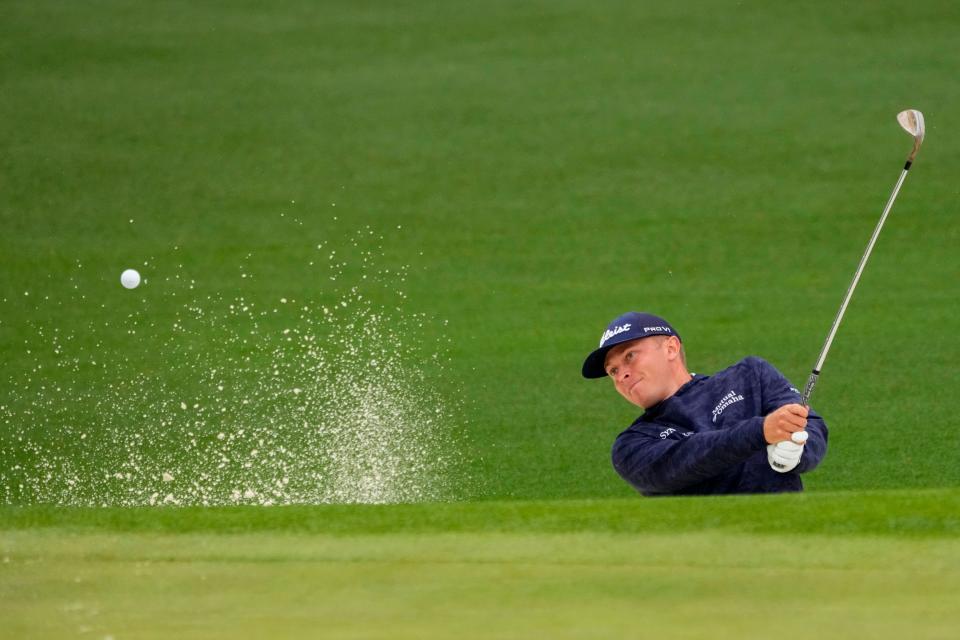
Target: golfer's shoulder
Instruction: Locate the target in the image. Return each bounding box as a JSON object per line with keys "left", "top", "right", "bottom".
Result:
{"left": 713, "top": 355, "right": 772, "bottom": 380}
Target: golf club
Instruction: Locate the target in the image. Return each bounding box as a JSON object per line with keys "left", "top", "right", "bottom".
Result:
{"left": 799, "top": 109, "right": 926, "bottom": 409}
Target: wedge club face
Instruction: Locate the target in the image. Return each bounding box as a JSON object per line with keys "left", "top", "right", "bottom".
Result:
{"left": 897, "top": 109, "right": 925, "bottom": 163}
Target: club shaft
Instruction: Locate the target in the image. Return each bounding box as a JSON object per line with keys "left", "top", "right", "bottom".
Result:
{"left": 801, "top": 163, "right": 912, "bottom": 406}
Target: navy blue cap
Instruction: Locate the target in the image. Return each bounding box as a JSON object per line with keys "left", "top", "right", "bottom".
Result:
{"left": 581, "top": 312, "right": 681, "bottom": 379}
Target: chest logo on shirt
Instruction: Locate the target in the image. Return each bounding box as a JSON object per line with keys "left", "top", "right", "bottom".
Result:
{"left": 712, "top": 390, "right": 745, "bottom": 423}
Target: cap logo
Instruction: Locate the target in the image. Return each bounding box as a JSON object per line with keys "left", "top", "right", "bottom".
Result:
{"left": 599, "top": 323, "right": 631, "bottom": 347}
{"left": 644, "top": 326, "right": 671, "bottom": 333}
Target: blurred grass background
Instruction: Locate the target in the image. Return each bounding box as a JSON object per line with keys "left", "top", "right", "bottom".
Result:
{"left": 2, "top": 0, "right": 959, "bottom": 501}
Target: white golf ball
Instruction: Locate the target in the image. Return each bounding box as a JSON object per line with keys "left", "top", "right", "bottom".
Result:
{"left": 120, "top": 268, "right": 141, "bottom": 289}
{"left": 791, "top": 431, "right": 809, "bottom": 444}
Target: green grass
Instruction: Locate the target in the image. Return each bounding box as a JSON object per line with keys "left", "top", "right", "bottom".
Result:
{"left": 3, "top": 0, "right": 960, "bottom": 499}
{"left": 4, "top": 488, "right": 960, "bottom": 537}
{"left": 11, "top": 529, "right": 957, "bottom": 639}
{"left": 2, "top": 1, "right": 960, "bottom": 636}
{"left": 3, "top": 491, "right": 960, "bottom": 639}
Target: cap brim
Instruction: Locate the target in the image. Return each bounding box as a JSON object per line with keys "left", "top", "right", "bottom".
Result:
{"left": 581, "top": 347, "right": 611, "bottom": 378}
{"left": 581, "top": 334, "right": 641, "bottom": 379}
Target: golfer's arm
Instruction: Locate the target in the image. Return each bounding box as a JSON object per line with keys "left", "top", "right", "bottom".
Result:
{"left": 753, "top": 356, "right": 830, "bottom": 474}
{"left": 612, "top": 418, "right": 767, "bottom": 495}
{"left": 795, "top": 414, "right": 828, "bottom": 474}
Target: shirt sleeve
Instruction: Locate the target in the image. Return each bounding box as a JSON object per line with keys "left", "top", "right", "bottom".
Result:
{"left": 611, "top": 417, "right": 767, "bottom": 495}
{"left": 750, "top": 356, "right": 829, "bottom": 474}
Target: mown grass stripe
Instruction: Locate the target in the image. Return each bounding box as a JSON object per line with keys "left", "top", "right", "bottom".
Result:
{"left": 3, "top": 488, "right": 958, "bottom": 537}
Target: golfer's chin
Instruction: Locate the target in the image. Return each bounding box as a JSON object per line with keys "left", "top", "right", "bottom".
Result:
{"left": 631, "top": 387, "right": 667, "bottom": 410}
{"left": 622, "top": 386, "right": 652, "bottom": 409}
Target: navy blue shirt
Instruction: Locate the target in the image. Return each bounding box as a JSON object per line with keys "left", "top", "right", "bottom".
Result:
{"left": 611, "top": 356, "right": 828, "bottom": 496}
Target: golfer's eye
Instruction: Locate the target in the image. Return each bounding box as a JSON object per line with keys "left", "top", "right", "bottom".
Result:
{"left": 607, "top": 367, "right": 618, "bottom": 378}
{"left": 625, "top": 351, "right": 635, "bottom": 362}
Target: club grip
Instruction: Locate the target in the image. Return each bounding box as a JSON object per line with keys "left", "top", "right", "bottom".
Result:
{"left": 800, "top": 370, "right": 819, "bottom": 407}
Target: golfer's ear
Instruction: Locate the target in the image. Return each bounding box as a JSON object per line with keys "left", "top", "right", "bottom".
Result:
{"left": 665, "top": 336, "right": 681, "bottom": 359}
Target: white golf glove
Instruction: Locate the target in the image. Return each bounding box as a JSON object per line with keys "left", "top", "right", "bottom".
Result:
{"left": 767, "top": 440, "right": 804, "bottom": 473}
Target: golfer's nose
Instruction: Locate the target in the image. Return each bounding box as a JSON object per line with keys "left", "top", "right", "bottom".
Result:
{"left": 617, "top": 370, "right": 630, "bottom": 385}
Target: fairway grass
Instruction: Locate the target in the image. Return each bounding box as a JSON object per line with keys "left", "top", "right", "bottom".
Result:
{"left": 4, "top": 531, "right": 958, "bottom": 639}
{"left": 3, "top": 490, "right": 959, "bottom": 639}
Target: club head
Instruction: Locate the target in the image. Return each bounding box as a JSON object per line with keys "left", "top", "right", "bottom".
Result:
{"left": 897, "top": 109, "right": 925, "bottom": 162}
{"left": 897, "top": 109, "right": 925, "bottom": 142}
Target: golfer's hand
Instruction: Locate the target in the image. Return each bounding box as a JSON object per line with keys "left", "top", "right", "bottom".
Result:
{"left": 767, "top": 440, "right": 804, "bottom": 473}
{"left": 763, "top": 404, "right": 808, "bottom": 444}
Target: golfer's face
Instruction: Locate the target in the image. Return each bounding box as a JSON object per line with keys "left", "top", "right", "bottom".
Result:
{"left": 604, "top": 337, "right": 672, "bottom": 409}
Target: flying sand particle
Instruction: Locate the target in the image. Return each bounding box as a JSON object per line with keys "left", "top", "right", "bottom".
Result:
{"left": 0, "top": 226, "right": 466, "bottom": 506}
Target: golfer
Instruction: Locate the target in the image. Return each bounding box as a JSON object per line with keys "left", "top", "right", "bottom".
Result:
{"left": 583, "top": 312, "right": 828, "bottom": 496}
